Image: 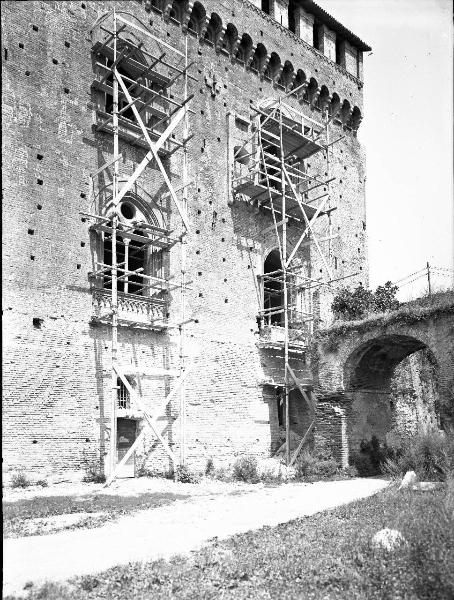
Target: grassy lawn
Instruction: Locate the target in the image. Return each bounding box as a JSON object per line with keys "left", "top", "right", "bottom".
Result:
{"left": 9, "top": 482, "right": 454, "bottom": 600}
{"left": 3, "top": 490, "right": 186, "bottom": 538}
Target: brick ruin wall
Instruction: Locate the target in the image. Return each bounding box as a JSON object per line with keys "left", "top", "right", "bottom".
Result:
{"left": 2, "top": 0, "right": 368, "bottom": 480}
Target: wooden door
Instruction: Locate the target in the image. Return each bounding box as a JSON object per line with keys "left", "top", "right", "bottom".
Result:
{"left": 116, "top": 418, "right": 136, "bottom": 478}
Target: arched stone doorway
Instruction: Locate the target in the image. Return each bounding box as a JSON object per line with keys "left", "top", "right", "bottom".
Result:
{"left": 344, "top": 335, "right": 441, "bottom": 452}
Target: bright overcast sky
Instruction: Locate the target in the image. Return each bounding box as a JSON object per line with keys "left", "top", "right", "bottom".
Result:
{"left": 320, "top": 0, "right": 453, "bottom": 299}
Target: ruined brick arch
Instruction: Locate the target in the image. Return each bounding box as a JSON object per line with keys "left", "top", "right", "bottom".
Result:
{"left": 343, "top": 333, "right": 440, "bottom": 393}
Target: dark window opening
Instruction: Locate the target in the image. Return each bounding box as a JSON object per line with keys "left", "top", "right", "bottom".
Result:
{"left": 261, "top": 0, "right": 270, "bottom": 15}
{"left": 313, "top": 22, "right": 320, "bottom": 50}
{"left": 336, "top": 38, "right": 343, "bottom": 65}
{"left": 288, "top": 6, "right": 295, "bottom": 33}
{"left": 263, "top": 249, "right": 283, "bottom": 326}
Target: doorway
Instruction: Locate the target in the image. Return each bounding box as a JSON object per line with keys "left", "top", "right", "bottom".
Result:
{"left": 116, "top": 418, "right": 137, "bottom": 478}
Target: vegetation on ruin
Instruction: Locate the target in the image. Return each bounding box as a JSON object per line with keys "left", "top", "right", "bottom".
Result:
{"left": 3, "top": 490, "right": 185, "bottom": 539}
{"left": 11, "top": 483, "right": 454, "bottom": 600}
{"left": 331, "top": 281, "right": 399, "bottom": 321}
{"left": 316, "top": 289, "right": 454, "bottom": 352}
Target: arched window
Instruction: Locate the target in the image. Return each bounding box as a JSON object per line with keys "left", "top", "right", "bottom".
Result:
{"left": 263, "top": 249, "right": 284, "bottom": 326}
{"left": 279, "top": 60, "right": 294, "bottom": 90}
{"left": 101, "top": 195, "right": 163, "bottom": 297}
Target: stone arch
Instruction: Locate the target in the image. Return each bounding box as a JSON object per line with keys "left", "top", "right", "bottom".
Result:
{"left": 343, "top": 333, "right": 443, "bottom": 451}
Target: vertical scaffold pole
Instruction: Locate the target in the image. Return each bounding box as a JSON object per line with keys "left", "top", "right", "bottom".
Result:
{"left": 279, "top": 100, "right": 290, "bottom": 466}
{"left": 109, "top": 9, "right": 119, "bottom": 477}
{"left": 179, "top": 35, "right": 189, "bottom": 468}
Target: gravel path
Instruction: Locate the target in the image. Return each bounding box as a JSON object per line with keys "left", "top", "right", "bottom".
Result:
{"left": 3, "top": 478, "right": 389, "bottom": 597}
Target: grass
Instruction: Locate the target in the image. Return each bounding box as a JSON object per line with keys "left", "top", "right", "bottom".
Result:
{"left": 8, "top": 482, "right": 454, "bottom": 600}
{"left": 3, "top": 490, "right": 186, "bottom": 538}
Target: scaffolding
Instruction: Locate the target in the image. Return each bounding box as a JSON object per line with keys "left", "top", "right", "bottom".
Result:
{"left": 232, "top": 88, "right": 341, "bottom": 466}
{"left": 82, "top": 9, "right": 194, "bottom": 485}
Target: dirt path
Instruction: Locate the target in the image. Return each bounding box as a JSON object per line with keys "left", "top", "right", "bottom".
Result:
{"left": 3, "top": 478, "right": 389, "bottom": 597}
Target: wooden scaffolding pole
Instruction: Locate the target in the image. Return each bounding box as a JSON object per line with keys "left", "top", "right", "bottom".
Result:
{"left": 109, "top": 8, "right": 119, "bottom": 478}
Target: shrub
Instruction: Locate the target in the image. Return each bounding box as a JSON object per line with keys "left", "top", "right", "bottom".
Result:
{"left": 10, "top": 472, "right": 31, "bottom": 489}
{"left": 295, "top": 450, "right": 338, "bottom": 479}
{"left": 205, "top": 458, "right": 214, "bottom": 476}
{"left": 175, "top": 464, "right": 200, "bottom": 484}
{"left": 233, "top": 455, "right": 259, "bottom": 483}
{"left": 350, "top": 452, "right": 376, "bottom": 477}
{"left": 350, "top": 435, "right": 399, "bottom": 476}
{"left": 383, "top": 429, "right": 454, "bottom": 481}
{"left": 36, "top": 479, "right": 48, "bottom": 487}
{"left": 332, "top": 281, "right": 399, "bottom": 321}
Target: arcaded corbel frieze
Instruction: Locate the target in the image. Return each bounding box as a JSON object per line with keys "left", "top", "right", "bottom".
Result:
{"left": 181, "top": 2, "right": 193, "bottom": 32}
{"left": 342, "top": 107, "right": 353, "bottom": 128}
{"left": 319, "top": 93, "right": 331, "bottom": 115}
{"left": 162, "top": 1, "right": 173, "bottom": 21}
{"left": 199, "top": 15, "right": 210, "bottom": 40}
{"left": 259, "top": 54, "right": 271, "bottom": 79}
{"left": 245, "top": 44, "right": 257, "bottom": 69}
{"left": 230, "top": 35, "right": 241, "bottom": 61}
{"left": 272, "top": 64, "right": 285, "bottom": 88}
{"left": 216, "top": 26, "right": 227, "bottom": 52}
{"left": 286, "top": 70, "right": 297, "bottom": 92}
{"left": 309, "top": 87, "right": 321, "bottom": 110}
{"left": 351, "top": 114, "right": 363, "bottom": 134}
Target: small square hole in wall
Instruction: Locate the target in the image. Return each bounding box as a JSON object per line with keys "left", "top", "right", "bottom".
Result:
{"left": 199, "top": 292, "right": 203, "bottom": 297}
{"left": 33, "top": 317, "right": 43, "bottom": 329}
{"left": 28, "top": 229, "right": 34, "bottom": 235}
{"left": 25, "top": 71, "right": 31, "bottom": 76}
{"left": 64, "top": 88, "right": 70, "bottom": 94}
{"left": 80, "top": 241, "right": 85, "bottom": 247}
{"left": 52, "top": 58, "right": 58, "bottom": 64}
{"left": 81, "top": 2, "right": 86, "bottom": 8}
{"left": 222, "top": 257, "right": 226, "bottom": 262}
{"left": 32, "top": 25, "right": 38, "bottom": 31}
{"left": 30, "top": 255, "right": 35, "bottom": 261}
{"left": 37, "top": 179, "right": 43, "bottom": 185}
{"left": 19, "top": 42, "right": 24, "bottom": 49}
{"left": 37, "top": 154, "right": 43, "bottom": 160}
{"left": 65, "top": 41, "right": 70, "bottom": 48}
{"left": 37, "top": 204, "right": 42, "bottom": 210}
{"left": 76, "top": 264, "right": 81, "bottom": 269}
{"left": 80, "top": 193, "right": 86, "bottom": 198}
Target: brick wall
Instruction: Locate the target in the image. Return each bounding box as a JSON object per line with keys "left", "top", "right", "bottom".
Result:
{"left": 2, "top": 0, "right": 368, "bottom": 480}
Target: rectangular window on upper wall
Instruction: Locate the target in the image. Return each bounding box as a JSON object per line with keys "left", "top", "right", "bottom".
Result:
{"left": 313, "top": 23, "right": 320, "bottom": 50}
{"left": 261, "top": 0, "right": 270, "bottom": 15}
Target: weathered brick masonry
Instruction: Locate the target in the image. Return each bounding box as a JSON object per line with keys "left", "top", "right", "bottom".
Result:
{"left": 2, "top": 0, "right": 371, "bottom": 480}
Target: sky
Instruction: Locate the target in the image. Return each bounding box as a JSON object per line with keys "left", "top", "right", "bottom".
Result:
{"left": 320, "top": 0, "right": 453, "bottom": 299}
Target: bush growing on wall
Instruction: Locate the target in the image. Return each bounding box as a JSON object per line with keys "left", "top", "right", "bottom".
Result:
{"left": 332, "top": 281, "right": 399, "bottom": 321}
